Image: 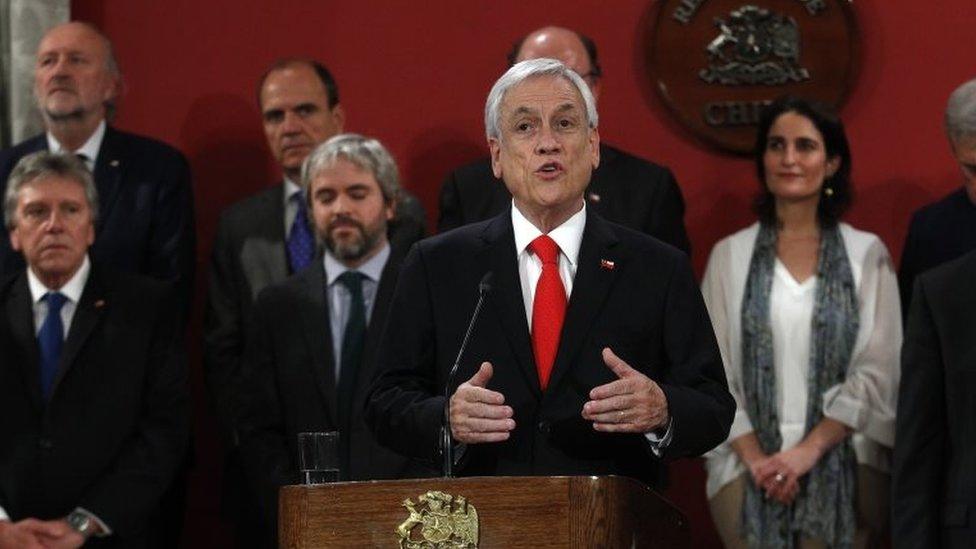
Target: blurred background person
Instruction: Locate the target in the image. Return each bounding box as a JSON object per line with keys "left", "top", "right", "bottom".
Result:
{"left": 899, "top": 77, "right": 976, "bottom": 313}
{"left": 700, "top": 97, "right": 900, "bottom": 548}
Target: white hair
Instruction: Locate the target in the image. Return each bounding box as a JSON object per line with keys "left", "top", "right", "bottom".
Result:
{"left": 945, "top": 78, "right": 976, "bottom": 143}
{"left": 484, "top": 58, "right": 598, "bottom": 140}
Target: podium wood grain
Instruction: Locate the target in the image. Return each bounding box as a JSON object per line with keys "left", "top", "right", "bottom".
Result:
{"left": 280, "top": 476, "right": 689, "bottom": 548}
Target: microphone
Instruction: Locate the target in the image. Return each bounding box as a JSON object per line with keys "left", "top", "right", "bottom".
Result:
{"left": 442, "top": 271, "right": 493, "bottom": 478}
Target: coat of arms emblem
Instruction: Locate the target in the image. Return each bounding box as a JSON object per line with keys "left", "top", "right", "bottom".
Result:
{"left": 396, "top": 491, "right": 479, "bottom": 548}
{"left": 699, "top": 5, "right": 810, "bottom": 86}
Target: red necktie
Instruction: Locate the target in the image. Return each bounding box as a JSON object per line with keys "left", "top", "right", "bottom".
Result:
{"left": 529, "top": 235, "right": 566, "bottom": 390}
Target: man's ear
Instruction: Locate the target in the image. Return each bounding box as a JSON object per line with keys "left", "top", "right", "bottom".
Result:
{"left": 489, "top": 138, "right": 503, "bottom": 179}
{"left": 589, "top": 128, "right": 600, "bottom": 170}
{"left": 332, "top": 104, "right": 346, "bottom": 133}
{"left": 826, "top": 156, "right": 841, "bottom": 178}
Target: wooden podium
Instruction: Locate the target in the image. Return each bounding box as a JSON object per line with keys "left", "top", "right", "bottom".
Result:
{"left": 279, "top": 475, "right": 689, "bottom": 548}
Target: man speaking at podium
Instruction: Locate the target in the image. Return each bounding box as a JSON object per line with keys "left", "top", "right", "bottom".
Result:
{"left": 367, "top": 59, "right": 734, "bottom": 487}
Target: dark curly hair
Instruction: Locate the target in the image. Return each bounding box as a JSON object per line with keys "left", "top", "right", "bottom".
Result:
{"left": 753, "top": 95, "right": 852, "bottom": 227}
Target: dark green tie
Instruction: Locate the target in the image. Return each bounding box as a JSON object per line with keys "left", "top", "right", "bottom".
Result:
{"left": 336, "top": 271, "right": 366, "bottom": 476}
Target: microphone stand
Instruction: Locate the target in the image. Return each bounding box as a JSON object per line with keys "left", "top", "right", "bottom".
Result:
{"left": 443, "top": 272, "right": 492, "bottom": 478}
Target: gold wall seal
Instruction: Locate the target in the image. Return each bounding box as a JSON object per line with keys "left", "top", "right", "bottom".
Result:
{"left": 396, "top": 490, "right": 479, "bottom": 548}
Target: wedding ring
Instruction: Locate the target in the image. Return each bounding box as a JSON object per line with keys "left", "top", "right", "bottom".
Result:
{"left": 774, "top": 472, "right": 785, "bottom": 483}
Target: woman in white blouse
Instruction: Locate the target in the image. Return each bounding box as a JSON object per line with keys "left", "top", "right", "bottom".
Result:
{"left": 701, "top": 96, "right": 900, "bottom": 549}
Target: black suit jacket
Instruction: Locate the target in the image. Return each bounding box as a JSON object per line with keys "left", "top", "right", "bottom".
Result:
{"left": 898, "top": 187, "right": 976, "bottom": 314}
{"left": 236, "top": 247, "right": 431, "bottom": 530}
{"left": 0, "top": 267, "right": 190, "bottom": 547}
{"left": 204, "top": 183, "right": 427, "bottom": 444}
{"left": 0, "top": 127, "right": 196, "bottom": 317}
{"left": 366, "top": 209, "right": 733, "bottom": 488}
{"left": 893, "top": 249, "right": 976, "bottom": 549}
{"left": 437, "top": 143, "right": 691, "bottom": 254}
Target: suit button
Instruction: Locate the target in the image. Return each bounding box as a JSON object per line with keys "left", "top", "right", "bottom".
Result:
{"left": 537, "top": 421, "right": 551, "bottom": 434}
{"left": 38, "top": 438, "right": 53, "bottom": 450}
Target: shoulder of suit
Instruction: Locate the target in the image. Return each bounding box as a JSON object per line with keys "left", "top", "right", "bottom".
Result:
{"left": 596, "top": 215, "right": 687, "bottom": 264}
{"left": 910, "top": 187, "right": 971, "bottom": 226}
{"left": 918, "top": 247, "right": 976, "bottom": 292}
{"left": 219, "top": 184, "right": 283, "bottom": 220}
{"left": 0, "top": 134, "right": 47, "bottom": 174}
{"left": 105, "top": 126, "right": 188, "bottom": 164}
{"left": 598, "top": 143, "right": 674, "bottom": 179}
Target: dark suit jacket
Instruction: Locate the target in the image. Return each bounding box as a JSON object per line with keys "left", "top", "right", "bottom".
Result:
{"left": 0, "top": 126, "right": 196, "bottom": 317}
{"left": 236, "top": 248, "right": 431, "bottom": 532}
{"left": 437, "top": 143, "right": 691, "bottom": 254}
{"left": 0, "top": 267, "right": 190, "bottom": 548}
{"left": 366, "top": 209, "right": 733, "bottom": 488}
{"left": 893, "top": 249, "right": 976, "bottom": 549}
{"left": 204, "top": 183, "right": 427, "bottom": 444}
{"left": 898, "top": 187, "right": 976, "bottom": 314}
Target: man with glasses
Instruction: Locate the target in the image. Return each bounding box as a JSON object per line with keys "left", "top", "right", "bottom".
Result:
{"left": 437, "top": 26, "right": 690, "bottom": 254}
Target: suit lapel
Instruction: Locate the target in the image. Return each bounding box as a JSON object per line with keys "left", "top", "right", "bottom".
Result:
{"left": 545, "top": 213, "right": 620, "bottom": 394}
{"left": 358, "top": 246, "right": 402, "bottom": 404}
{"left": 241, "top": 184, "right": 289, "bottom": 298}
{"left": 5, "top": 274, "right": 43, "bottom": 410}
{"left": 52, "top": 270, "right": 108, "bottom": 398}
{"left": 481, "top": 213, "right": 541, "bottom": 398}
{"left": 298, "top": 263, "right": 338, "bottom": 425}
{"left": 92, "top": 127, "right": 124, "bottom": 233}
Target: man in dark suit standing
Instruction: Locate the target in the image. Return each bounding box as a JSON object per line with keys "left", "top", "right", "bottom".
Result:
{"left": 893, "top": 249, "right": 976, "bottom": 548}
{"left": 0, "top": 22, "right": 195, "bottom": 315}
{"left": 0, "top": 152, "right": 189, "bottom": 548}
{"left": 203, "top": 59, "right": 427, "bottom": 546}
{"left": 437, "top": 26, "right": 690, "bottom": 254}
{"left": 237, "top": 134, "right": 426, "bottom": 546}
{"left": 899, "top": 77, "right": 976, "bottom": 311}
{"left": 367, "top": 59, "right": 733, "bottom": 487}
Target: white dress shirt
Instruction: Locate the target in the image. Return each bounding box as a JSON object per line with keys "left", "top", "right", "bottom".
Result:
{"left": 46, "top": 120, "right": 105, "bottom": 171}
{"left": 323, "top": 243, "right": 390, "bottom": 379}
{"left": 27, "top": 256, "right": 91, "bottom": 336}
{"left": 282, "top": 178, "right": 302, "bottom": 237}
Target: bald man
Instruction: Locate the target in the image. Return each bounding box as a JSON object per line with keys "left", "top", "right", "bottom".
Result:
{"left": 437, "top": 26, "right": 690, "bottom": 254}
{"left": 0, "top": 22, "right": 195, "bottom": 317}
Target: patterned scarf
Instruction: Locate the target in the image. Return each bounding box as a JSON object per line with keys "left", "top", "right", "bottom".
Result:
{"left": 739, "top": 223, "right": 859, "bottom": 549}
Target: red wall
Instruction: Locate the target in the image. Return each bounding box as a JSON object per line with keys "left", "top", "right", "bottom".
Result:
{"left": 70, "top": 1, "right": 976, "bottom": 546}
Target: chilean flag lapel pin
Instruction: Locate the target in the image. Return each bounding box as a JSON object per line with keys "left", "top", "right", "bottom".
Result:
{"left": 600, "top": 258, "right": 615, "bottom": 271}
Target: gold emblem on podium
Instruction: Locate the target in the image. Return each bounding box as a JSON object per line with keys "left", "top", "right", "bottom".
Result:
{"left": 396, "top": 491, "right": 479, "bottom": 548}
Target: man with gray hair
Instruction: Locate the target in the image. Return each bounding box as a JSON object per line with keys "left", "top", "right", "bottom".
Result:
{"left": 0, "top": 151, "right": 189, "bottom": 548}
{"left": 0, "top": 22, "right": 195, "bottom": 317}
{"left": 899, "top": 77, "right": 976, "bottom": 311}
{"left": 236, "top": 134, "right": 430, "bottom": 545}
{"left": 368, "top": 59, "right": 733, "bottom": 487}
{"left": 438, "top": 26, "right": 690, "bottom": 256}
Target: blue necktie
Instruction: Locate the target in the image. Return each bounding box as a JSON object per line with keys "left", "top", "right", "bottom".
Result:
{"left": 38, "top": 292, "right": 67, "bottom": 401}
{"left": 287, "top": 191, "right": 315, "bottom": 273}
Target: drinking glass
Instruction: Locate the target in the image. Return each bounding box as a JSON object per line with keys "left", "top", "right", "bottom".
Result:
{"left": 297, "top": 431, "right": 340, "bottom": 484}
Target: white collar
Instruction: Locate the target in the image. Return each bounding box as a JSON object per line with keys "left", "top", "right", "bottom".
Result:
{"left": 46, "top": 120, "right": 106, "bottom": 166}
{"left": 323, "top": 241, "right": 391, "bottom": 286}
{"left": 511, "top": 200, "right": 586, "bottom": 267}
{"left": 283, "top": 177, "right": 302, "bottom": 201}
{"left": 26, "top": 255, "right": 91, "bottom": 304}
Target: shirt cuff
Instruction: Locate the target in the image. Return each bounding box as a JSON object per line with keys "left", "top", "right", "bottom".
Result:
{"left": 75, "top": 507, "right": 112, "bottom": 537}
{"left": 644, "top": 416, "right": 675, "bottom": 457}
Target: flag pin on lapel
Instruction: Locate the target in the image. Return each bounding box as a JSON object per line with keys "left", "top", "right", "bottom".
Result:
{"left": 588, "top": 192, "right": 601, "bottom": 203}
{"left": 110, "top": 160, "right": 119, "bottom": 167}
{"left": 600, "top": 258, "right": 615, "bottom": 270}
{"left": 94, "top": 299, "right": 106, "bottom": 309}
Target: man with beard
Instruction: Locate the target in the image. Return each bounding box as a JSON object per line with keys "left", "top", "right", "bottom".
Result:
{"left": 236, "top": 134, "right": 431, "bottom": 546}
{"left": 204, "top": 58, "right": 425, "bottom": 547}
{"left": 0, "top": 22, "right": 195, "bottom": 317}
